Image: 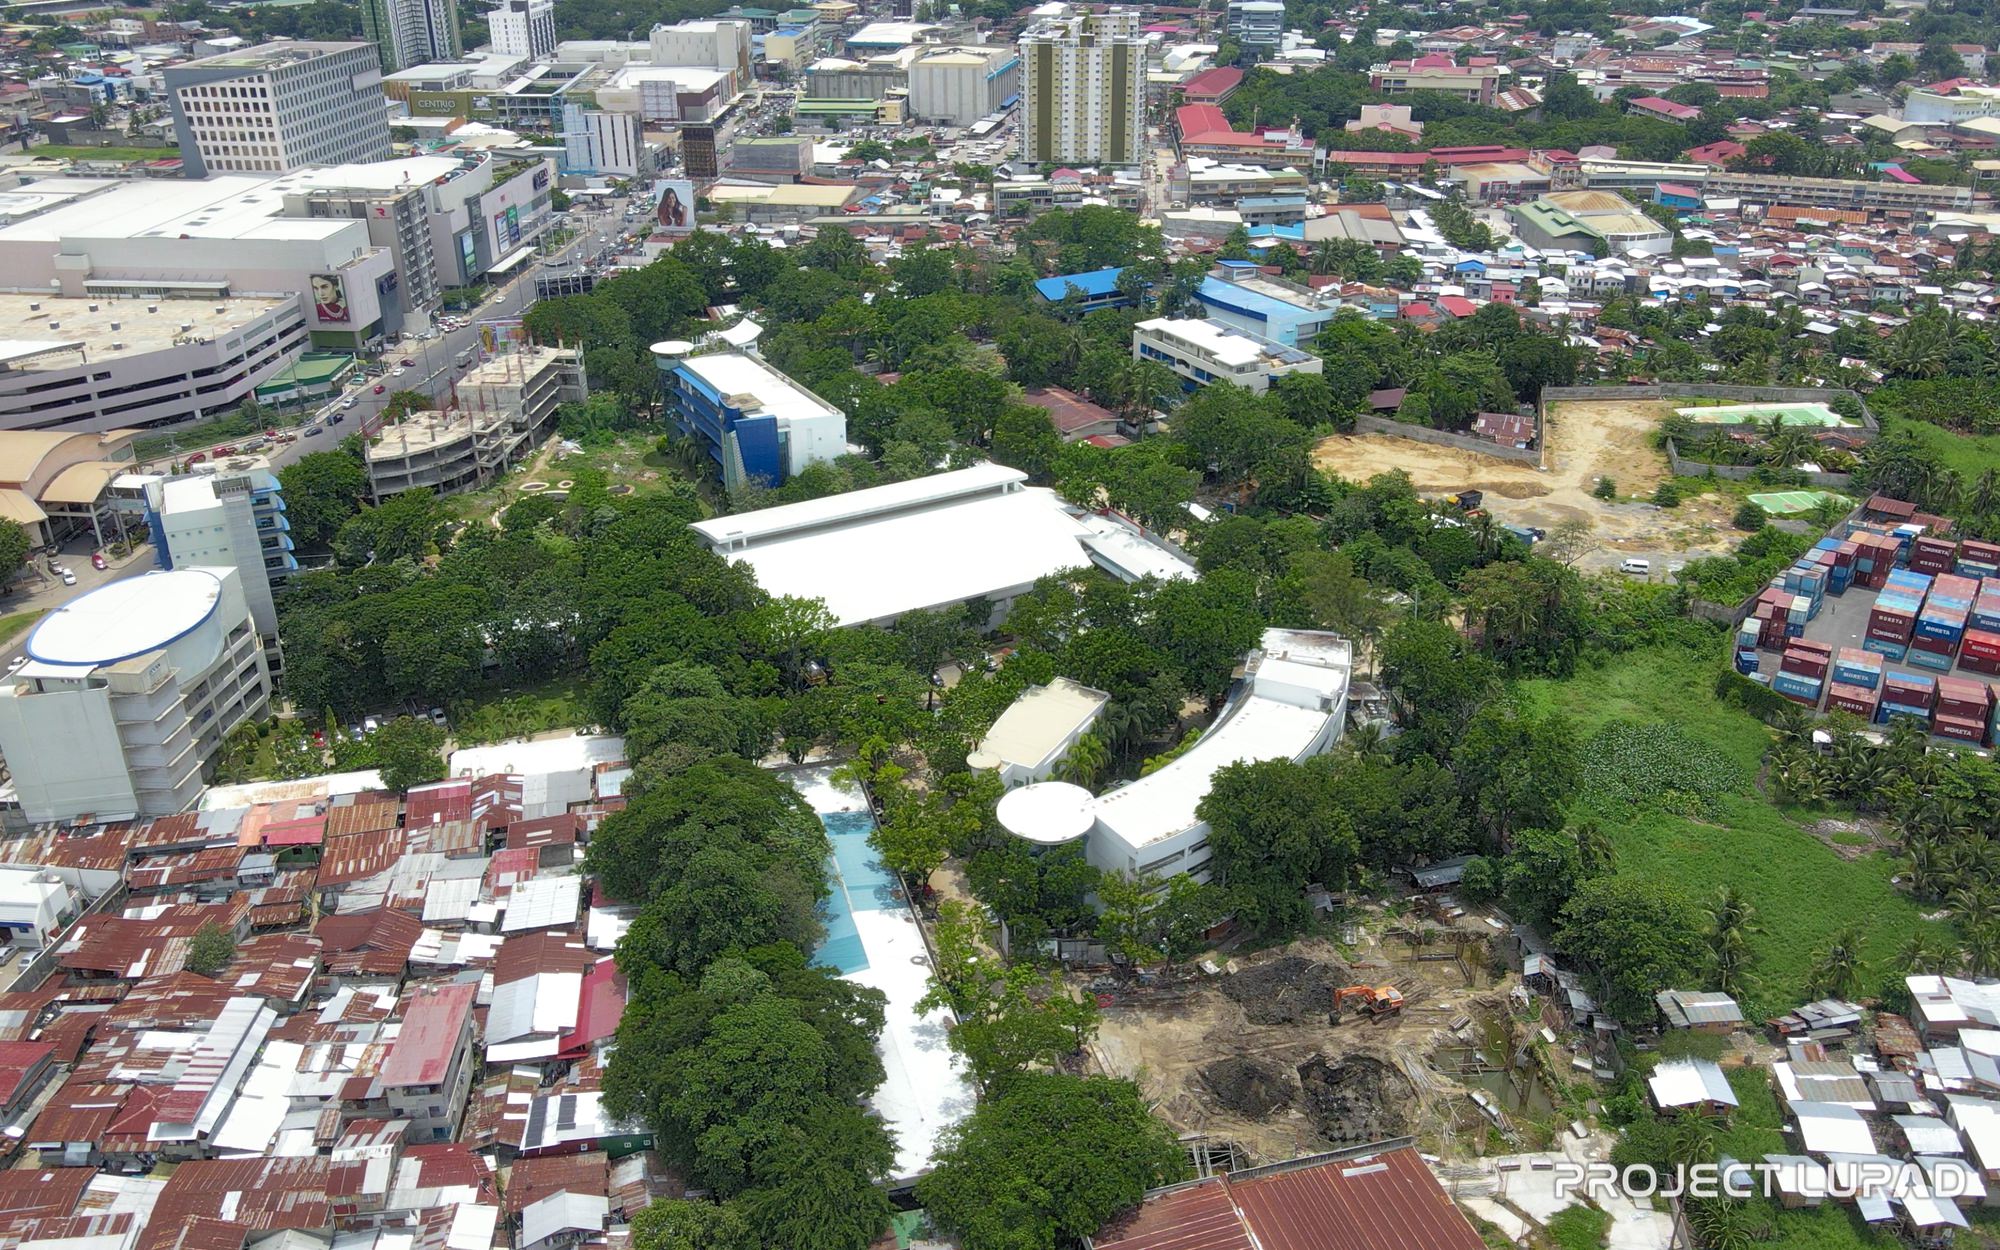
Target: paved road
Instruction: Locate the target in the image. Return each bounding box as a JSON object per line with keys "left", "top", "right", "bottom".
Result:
{"left": 141, "top": 198, "right": 632, "bottom": 479}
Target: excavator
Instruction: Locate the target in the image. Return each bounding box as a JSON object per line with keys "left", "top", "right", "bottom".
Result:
{"left": 1330, "top": 984, "right": 1405, "bottom": 1025}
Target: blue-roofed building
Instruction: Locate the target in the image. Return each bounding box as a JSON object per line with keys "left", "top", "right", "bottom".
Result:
{"left": 652, "top": 347, "right": 847, "bottom": 493}
{"left": 1194, "top": 261, "right": 1341, "bottom": 347}
{"left": 1033, "top": 267, "right": 1137, "bottom": 313}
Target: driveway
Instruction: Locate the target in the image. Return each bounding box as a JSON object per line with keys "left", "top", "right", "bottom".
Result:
{"left": 0, "top": 536, "right": 157, "bottom": 668}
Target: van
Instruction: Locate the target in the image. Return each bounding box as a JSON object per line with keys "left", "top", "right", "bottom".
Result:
{"left": 1620, "top": 558, "right": 1652, "bottom": 576}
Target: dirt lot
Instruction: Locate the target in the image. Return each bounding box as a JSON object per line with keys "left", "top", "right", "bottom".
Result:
{"left": 1084, "top": 918, "right": 1542, "bottom": 1164}
{"left": 1312, "top": 396, "right": 1742, "bottom": 573}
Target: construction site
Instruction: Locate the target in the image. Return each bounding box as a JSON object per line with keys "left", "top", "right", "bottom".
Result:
{"left": 1082, "top": 905, "right": 1578, "bottom": 1172}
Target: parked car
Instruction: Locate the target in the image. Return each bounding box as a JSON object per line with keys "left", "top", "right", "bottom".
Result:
{"left": 363, "top": 715, "right": 381, "bottom": 733}
{"left": 428, "top": 707, "right": 448, "bottom": 726}
{"left": 187, "top": 452, "right": 207, "bottom": 464}
{"left": 1620, "top": 558, "right": 1652, "bottom": 576}
{"left": 6, "top": 657, "right": 26, "bottom": 674}
{"left": 331, "top": 412, "right": 346, "bottom": 424}
{"left": 59, "top": 571, "right": 75, "bottom": 586}
{"left": 90, "top": 553, "right": 106, "bottom": 570}
{"left": 213, "top": 445, "right": 236, "bottom": 456}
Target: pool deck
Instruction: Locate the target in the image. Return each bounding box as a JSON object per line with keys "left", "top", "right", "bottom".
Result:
{"left": 1675, "top": 401, "right": 1857, "bottom": 428}
{"left": 789, "top": 765, "right": 977, "bottom": 1183}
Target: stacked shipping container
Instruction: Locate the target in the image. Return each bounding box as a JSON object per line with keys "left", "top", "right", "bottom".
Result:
{"left": 1775, "top": 640, "right": 1831, "bottom": 708}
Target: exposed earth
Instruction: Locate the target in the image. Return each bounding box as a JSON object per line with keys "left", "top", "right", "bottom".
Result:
{"left": 1313, "top": 396, "right": 1743, "bottom": 573}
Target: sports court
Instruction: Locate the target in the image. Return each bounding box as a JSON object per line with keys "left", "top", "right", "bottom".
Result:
{"left": 1675, "top": 400, "right": 1856, "bottom": 427}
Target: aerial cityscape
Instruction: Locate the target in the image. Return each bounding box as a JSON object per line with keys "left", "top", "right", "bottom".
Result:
{"left": 0, "top": 0, "right": 1998, "bottom": 1246}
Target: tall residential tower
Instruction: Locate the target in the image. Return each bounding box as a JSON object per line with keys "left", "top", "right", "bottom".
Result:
{"left": 1019, "top": 6, "right": 1145, "bottom": 166}
{"left": 359, "top": 0, "right": 461, "bottom": 73}
{"left": 163, "top": 41, "right": 391, "bottom": 177}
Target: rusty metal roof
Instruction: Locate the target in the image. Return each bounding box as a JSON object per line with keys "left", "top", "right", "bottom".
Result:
{"left": 138, "top": 1157, "right": 332, "bottom": 1250}
{"left": 1091, "top": 1148, "right": 1484, "bottom": 1250}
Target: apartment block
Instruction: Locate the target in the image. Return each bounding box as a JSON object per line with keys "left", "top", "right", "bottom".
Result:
{"left": 1020, "top": 6, "right": 1145, "bottom": 166}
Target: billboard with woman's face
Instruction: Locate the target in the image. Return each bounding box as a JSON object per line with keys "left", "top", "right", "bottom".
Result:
{"left": 310, "top": 273, "right": 350, "bottom": 324}
{"left": 653, "top": 179, "right": 694, "bottom": 235}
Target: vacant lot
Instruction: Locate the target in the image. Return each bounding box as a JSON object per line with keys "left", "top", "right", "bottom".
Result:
{"left": 1313, "top": 396, "right": 1740, "bottom": 570}
{"left": 1513, "top": 645, "right": 1947, "bottom": 1016}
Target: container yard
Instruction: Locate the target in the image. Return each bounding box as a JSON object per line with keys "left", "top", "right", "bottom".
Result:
{"left": 1737, "top": 521, "right": 2000, "bottom": 747}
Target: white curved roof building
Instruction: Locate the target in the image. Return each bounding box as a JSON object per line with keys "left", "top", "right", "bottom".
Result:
{"left": 1007, "top": 629, "right": 1351, "bottom": 884}
{"left": 0, "top": 568, "right": 270, "bottom": 823}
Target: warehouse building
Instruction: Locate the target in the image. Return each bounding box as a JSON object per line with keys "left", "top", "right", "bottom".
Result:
{"left": 0, "top": 568, "right": 271, "bottom": 823}
{"left": 689, "top": 463, "right": 1194, "bottom": 627}
{"left": 908, "top": 45, "right": 1019, "bottom": 127}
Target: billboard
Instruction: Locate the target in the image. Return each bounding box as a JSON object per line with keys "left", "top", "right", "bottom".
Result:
{"left": 310, "top": 273, "right": 350, "bottom": 324}
{"left": 493, "top": 204, "right": 521, "bottom": 250}
{"left": 653, "top": 179, "right": 694, "bottom": 235}
{"left": 458, "top": 230, "right": 478, "bottom": 278}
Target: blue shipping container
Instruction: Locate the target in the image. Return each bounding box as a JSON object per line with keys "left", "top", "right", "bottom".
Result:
{"left": 1863, "top": 637, "right": 1908, "bottom": 660}
{"left": 1907, "top": 648, "right": 1955, "bottom": 673}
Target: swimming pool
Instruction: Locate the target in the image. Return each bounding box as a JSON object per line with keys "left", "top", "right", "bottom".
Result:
{"left": 814, "top": 809, "right": 898, "bottom": 975}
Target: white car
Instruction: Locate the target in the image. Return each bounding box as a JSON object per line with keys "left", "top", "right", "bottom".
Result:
{"left": 59, "top": 571, "right": 75, "bottom": 586}
{"left": 341, "top": 397, "right": 358, "bottom": 410}
{"left": 391, "top": 367, "right": 406, "bottom": 377}
{"left": 363, "top": 715, "right": 381, "bottom": 733}
{"left": 5, "top": 657, "right": 25, "bottom": 675}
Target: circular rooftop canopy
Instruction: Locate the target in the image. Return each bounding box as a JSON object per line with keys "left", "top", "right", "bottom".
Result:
{"left": 28, "top": 569, "right": 223, "bottom": 667}
{"left": 996, "top": 781, "right": 1095, "bottom": 846}
{"left": 650, "top": 340, "right": 694, "bottom": 360}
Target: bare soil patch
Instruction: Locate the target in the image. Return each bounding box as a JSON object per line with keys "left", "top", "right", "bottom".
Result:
{"left": 1313, "top": 395, "right": 1741, "bottom": 571}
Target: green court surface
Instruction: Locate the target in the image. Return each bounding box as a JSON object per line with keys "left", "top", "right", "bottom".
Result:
{"left": 1677, "top": 401, "right": 1855, "bottom": 427}
{"left": 1747, "top": 489, "right": 1850, "bottom": 514}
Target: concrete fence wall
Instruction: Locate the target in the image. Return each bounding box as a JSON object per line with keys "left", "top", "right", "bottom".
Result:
{"left": 1351, "top": 414, "right": 1542, "bottom": 464}
{"left": 1662, "top": 438, "right": 1856, "bottom": 489}
{"left": 1540, "top": 383, "right": 1878, "bottom": 436}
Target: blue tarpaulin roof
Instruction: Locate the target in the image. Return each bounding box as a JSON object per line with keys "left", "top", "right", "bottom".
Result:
{"left": 1033, "top": 266, "right": 1127, "bottom": 302}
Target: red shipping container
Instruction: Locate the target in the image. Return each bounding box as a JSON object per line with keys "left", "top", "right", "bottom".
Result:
{"left": 1935, "top": 715, "right": 1986, "bottom": 743}
{"left": 1869, "top": 624, "right": 1914, "bottom": 644}
{"left": 1783, "top": 657, "right": 1830, "bottom": 680}
{"left": 1961, "top": 652, "right": 2000, "bottom": 676}
{"left": 1828, "top": 683, "right": 1879, "bottom": 716}
{"left": 1965, "top": 630, "right": 2000, "bottom": 657}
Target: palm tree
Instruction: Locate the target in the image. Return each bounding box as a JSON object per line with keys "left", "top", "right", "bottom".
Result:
{"left": 1572, "top": 819, "right": 1615, "bottom": 876}
{"left": 1948, "top": 885, "right": 2000, "bottom": 930}
{"left": 1053, "top": 731, "right": 1110, "bottom": 789}
{"left": 1964, "top": 924, "right": 2000, "bottom": 978}
{"left": 1768, "top": 703, "right": 1815, "bottom": 749}
{"left": 1707, "top": 886, "right": 1757, "bottom": 998}
{"left": 1807, "top": 926, "right": 1867, "bottom": 999}
{"left": 1344, "top": 722, "right": 1389, "bottom": 759}
{"left": 1970, "top": 468, "right": 2000, "bottom": 520}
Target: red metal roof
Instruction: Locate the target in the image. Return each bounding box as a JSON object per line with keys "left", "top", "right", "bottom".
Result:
{"left": 0, "top": 1041, "right": 52, "bottom": 1105}
{"left": 1092, "top": 1149, "right": 1483, "bottom": 1250}
{"left": 404, "top": 779, "right": 473, "bottom": 828}
{"left": 1180, "top": 66, "right": 1243, "bottom": 100}
{"left": 504, "top": 1151, "right": 608, "bottom": 1216}
{"left": 506, "top": 813, "right": 582, "bottom": 851}
{"left": 558, "top": 958, "right": 627, "bottom": 1058}
{"left": 379, "top": 980, "right": 476, "bottom": 1088}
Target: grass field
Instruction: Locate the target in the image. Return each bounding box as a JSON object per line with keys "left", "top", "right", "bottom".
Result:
{"left": 1514, "top": 645, "right": 1945, "bottom": 1017}
{"left": 447, "top": 676, "right": 592, "bottom": 746}
{"left": 35, "top": 145, "right": 177, "bottom": 162}
{"left": 1881, "top": 415, "right": 2000, "bottom": 481}
{"left": 0, "top": 610, "right": 44, "bottom": 646}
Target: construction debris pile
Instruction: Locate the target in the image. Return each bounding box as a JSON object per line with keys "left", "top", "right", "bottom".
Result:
{"left": 1200, "top": 1057, "right": 1296, "bottom": 1118}
{"left": 1297, "top": 1053, "right": 1415, "bottom": 1144}
{"left": 1219, "top": 956, "right": 1349, "bottom": 1025}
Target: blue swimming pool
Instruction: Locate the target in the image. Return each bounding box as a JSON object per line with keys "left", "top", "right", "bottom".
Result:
{"left": 813, "top": 809, "right": 898, "bottom": 975}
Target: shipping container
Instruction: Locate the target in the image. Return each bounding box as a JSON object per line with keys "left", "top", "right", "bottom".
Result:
{"left": 1863, "top": 636, "right": 1908, "bottom": 661}
{"left": 1934, "top": 715, "right": 1986, "bottom": 744}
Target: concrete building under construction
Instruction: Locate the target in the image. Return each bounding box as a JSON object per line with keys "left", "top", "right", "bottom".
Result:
{"left": 363, "top": 345, "right": 582, "bottom": 499}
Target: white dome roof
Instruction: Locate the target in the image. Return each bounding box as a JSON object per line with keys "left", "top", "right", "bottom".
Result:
{"left": 996, "top": 781, "right": 1094, "bottom": 846}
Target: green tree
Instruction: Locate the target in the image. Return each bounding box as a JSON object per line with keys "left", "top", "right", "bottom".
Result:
{"left": 0, "top": 521, "right": 30, "bottom": 576}
{"left": 630, "top": 1200, "right": 755, "bottom": 1250}
{"left": 916, "top": 1073, "right": 1188, "bottom": 1250}
{"left": 187, "top": 921, "right": 235, "bottom": 975}
{"left": 373, "top": 715, "right": 446, "bottom": 791}
{"left": 1199, "top": 757, "right": 1359, "bottom": 936}
{"left": 1557, "top": 876, "right": 1708, "bottom": 1025}
{"left": 277, "top": 450, "right": 370, "bottom": 550}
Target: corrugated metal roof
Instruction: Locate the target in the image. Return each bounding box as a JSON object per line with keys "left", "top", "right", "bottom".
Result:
{"left": 378, "top": 982, "right": 475, "bottom": 1088}
{"left": 1091, "top": 1148, "right": 1483, "bottom": 1250}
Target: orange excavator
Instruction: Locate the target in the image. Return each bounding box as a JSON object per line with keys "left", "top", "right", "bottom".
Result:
{"left": 1331, "top": 984, "right": 1405, "bottom": 1025}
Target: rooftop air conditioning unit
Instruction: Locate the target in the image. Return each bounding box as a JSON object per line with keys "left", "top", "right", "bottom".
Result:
{"left": 109, "top": 322, "right": 120, "bottom": 332}
{"left": 148, "top": 304, "right": 159, "bottom": 313}
{"left": 87, "top": 303, "right": 98, "bottom": 312}
{"left": 46, "top": 322, "right": 58, "bottom": 330}
{"left": 180, "top": 323, "right": 193, "bottom": 332}
{"left": 26, "top": 302, "right": 38, "bottom": 312}
{"left": 110, "top": 342, "right": 124, "bottom": 351}
{"left": 214, "top": 306, "right": 225, "bottom": 314}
